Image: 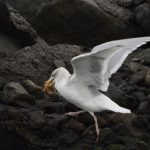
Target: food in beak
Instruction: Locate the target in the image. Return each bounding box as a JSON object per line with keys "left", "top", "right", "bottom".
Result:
{"left": 43, "top": 79, "right": 55, "bottom": 95}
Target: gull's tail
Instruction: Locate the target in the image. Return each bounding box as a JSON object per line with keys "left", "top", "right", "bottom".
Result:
{"left": 113, "top": 106, "right": 131, "bottom": 113}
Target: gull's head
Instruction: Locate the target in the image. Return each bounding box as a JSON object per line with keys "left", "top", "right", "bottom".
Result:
{"left": 43, "top": 67, "right": 70, "bottom": 95}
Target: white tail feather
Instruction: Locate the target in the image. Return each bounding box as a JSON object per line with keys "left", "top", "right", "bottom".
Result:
{"left": 112, "top": 106, "right": 131, "bottom": 113}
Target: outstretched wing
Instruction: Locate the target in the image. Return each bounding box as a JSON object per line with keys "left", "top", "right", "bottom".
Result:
{"left": 70, "top": 37, "right": 150, "bottom": 92}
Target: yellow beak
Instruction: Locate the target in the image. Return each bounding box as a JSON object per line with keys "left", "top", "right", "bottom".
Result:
{"left": 43, "top": 79, "right": 55, "bottom": 95}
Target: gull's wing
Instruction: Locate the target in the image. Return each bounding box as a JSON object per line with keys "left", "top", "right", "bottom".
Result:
{"left": 70, "top": 37, "right": 150, "bottom": 92}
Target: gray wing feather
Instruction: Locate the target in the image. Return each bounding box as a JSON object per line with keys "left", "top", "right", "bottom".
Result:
{"left": 71, "top": 37, "right": 150, "bottom": 92}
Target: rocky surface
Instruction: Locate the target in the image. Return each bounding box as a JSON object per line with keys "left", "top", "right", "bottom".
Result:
{"left": 7, "top": 0, "right": 150, "bottom": 47}
{"left": 0, "top": 0, "right": 150, "bottom": 150}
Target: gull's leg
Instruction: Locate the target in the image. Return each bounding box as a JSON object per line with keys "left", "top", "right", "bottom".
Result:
{"left": 89, "top": 112, "right": 100, "bottom": 142}
{"left": 66, "top": 110, "right": 86, "bottom": 116}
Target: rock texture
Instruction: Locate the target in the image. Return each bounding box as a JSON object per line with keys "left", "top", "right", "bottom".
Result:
{"left": 0, "top": 0, "right": 150, "bottom": 150}
{"left": 7, "top": 0, "right": 150, "bottom": 47}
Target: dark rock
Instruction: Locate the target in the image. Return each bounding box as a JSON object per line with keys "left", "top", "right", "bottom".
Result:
{"left": 8, "top": 0, "right": 144, "bottom": 47}
{"left": 136, "top": 140, "right": 149, "bottom": 150}
{"left": 62, "top": 119, "right": 85, "bottom": 133}
{"left": 0, "top": 0, "right": 37, "bottom": 49}
{"left": 134, "top": 2, "right": 150, "bottom": 34}
{"left": 129, "top": 62, "right": 141, "bottom": 73}
{"left": 59, "top": 129, "right": 78, "bottom": 144}
{"left": 145, "top": 69, "right": 150, "bottom": 86}
{"left": 53, "top": 59, "right": 66, "bottom": 68}
{"left": 131, "top": 70, "right": 146, "bottom": 83}
{"left": 138, "top": 101, "right": 150, "bottom": 114}
{"left": 116, "top": 0, "right": 133, "bottom": 8}
{"left": 2, "top": 82, "right": 35, "bottom": 107}
{"left": 107, "top": 144, "right": 126, "bottom": 150}
{"left": 146, "top": 95, "right": 150, "bottom": 101}
{"left": 132, "top": 91, "right": 145, "bottom": 102}
{"left": 42, "top": 114, "right": 67, "bottom": 133}
{"left": 0, "top": 77, "right": 6, "bottom": 90}
{"left": 22, "top": 79, "right": 44, "bottom": 99}
{"left": 36, "top": 101, "right": 65, "bottom": 114}
{"left": 142, "top": 56, "right": 150, "bottom": 66}
{"left": 133, "top": 0, "right": 145, "bottom": 6}
{"left": 28, "top": 110, "right": 46, "bottom": 129}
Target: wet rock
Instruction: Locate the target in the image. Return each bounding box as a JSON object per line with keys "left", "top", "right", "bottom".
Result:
{"left": 22, "top": 80, "right": 44, "bottom": 99}
{"left": 145, "top": 69, "right": 150, "bottom": 86}
{"left": 1, "top": 82, "right": 35, "bottom": 107}
{"left": 28, "top": 110, "right": 46, "bottom": 129}
{"left": 129, "top": 62, "right": 141, "bottom": 73}
{"left": 53, "top": 59, "right": 66, "bottom": 68}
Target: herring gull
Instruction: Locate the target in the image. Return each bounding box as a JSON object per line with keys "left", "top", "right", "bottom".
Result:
{"left": 43, "top": 37, "right": 150, "bottom": 141}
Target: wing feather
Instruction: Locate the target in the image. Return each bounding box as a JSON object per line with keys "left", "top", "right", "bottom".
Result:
{"left": 70, "top": 37, "right": 150, "bottom": 92}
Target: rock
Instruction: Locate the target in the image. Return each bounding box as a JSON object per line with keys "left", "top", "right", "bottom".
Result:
{"left": 53, "top": 59, "right": 66, "bottom": 68}
{"left": 8, "top": 0, "right": 144, "bottom": 47}
{"left": 134, "top": 2, "right": 150, "bottom": 34}
{"left": 116, "top": 0, "right": 133, "bottom": 8}
{"left": 136, "top": 140, "right": 149, "bottom": 150}
{"left": 28, "top": 110, "right": 46, "bottom": 129}
{"left": 2, "top": 82, "right": 35, "bottom": 107}
{"left": 146, "top": 95, "right": 150, "bottom": 101}
{"left": 132, "top": 91, "right": 145, "bottom": 102}
{"left": 107, "top": 144, "right": 126, "bottom": 150}
{"left": 142, "top": 56, "right": 150, "bottom": 66}
{"left": 36, "top": 101, "right": 65, "bottom": 114}
{"left": 129, "top": 62, "right": 141, "bottom": 73}
{"left": 59, "top": 129, "right": 78, "bottom": 144}
{"left": 22, "top": 80, "right": 44, "bottom": 99}
{"left": 132, "top": 57, "right": 141, "bottom": 62}
{"left": 62, "top": 119, "right": 85, "bottom": 133}
{"left": 145, "top": 69, "right": 150, "bottom": 86}
{"left": 42, "top": 114, "right": 67, "bottom": 133}
{"left": 133, "top": 0, "right": 145, "bottom": 6}
{"left": 0, "top": 77, "right": 6, "bottom": 90}
{"left": 131, "top": 70, "right": 146, "bottom": 83}
{"left": 138, "top": 101, "right": 150, "bottom": 114}
{"left": 0, "top": 0, "right": 38, "bottom": 49}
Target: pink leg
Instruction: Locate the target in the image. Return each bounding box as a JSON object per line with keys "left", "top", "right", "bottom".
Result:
{"left": 66, "top": 110, "right": 86, "bottom": 116}
{"left": 89, "top": 112, "right": 100, "bottom": 142}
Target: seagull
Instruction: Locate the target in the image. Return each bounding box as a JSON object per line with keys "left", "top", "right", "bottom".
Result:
{"left": 43, "top": 37, "right": 150, "bottom": 141}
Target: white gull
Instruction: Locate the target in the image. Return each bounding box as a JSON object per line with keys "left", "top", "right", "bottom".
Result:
{"left": 44, "top": 37, "right": 150, "bottom": 141}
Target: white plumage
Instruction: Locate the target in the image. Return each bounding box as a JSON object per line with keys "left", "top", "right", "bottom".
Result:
{"left": 45, "top": 37, "right": 150, "bottom": 141}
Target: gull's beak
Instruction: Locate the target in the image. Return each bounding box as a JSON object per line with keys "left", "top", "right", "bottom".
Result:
{"left": 43, "top": 78, "right": 55, "bottom": 95}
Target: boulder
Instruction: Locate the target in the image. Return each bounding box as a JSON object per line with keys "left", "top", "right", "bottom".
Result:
{"left": 1, "top": 82, "right": 35, "bottom": 108}
{"left": 7, "top": 0, "right": 146, "bottom": 47}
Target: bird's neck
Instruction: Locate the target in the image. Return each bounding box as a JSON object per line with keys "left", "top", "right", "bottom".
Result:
{"left": 55, "top": 72, "right": 71, "bottom": 88}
